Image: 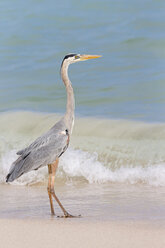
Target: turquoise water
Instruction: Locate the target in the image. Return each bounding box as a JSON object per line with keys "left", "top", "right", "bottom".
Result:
{"left": 0, "top": 0, "right": 165, "bottom": 121}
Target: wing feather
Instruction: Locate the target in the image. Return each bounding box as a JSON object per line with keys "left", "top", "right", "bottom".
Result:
{"left": 6, "top": 118, "right": 69, "bottom": 182}
{"left": 17, "top": 118, "right": 66, "bottom": 156}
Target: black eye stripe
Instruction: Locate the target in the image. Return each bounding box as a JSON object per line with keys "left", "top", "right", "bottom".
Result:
{"left": 64, "top": 54, "right": 77, "bottom": 60}
{"left": 61, "top": 53, "right": 78, "bottom": 68}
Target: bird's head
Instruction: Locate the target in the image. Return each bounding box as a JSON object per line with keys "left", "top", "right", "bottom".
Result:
{"left": 61, "top": 53, "right": 101, "bottom": 67}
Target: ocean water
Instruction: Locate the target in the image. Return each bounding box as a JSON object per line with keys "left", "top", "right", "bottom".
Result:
{"left": 0, "top": 0, "right": 165, "bottom": 190}
{"left": 1, "top": 0, "right": 165, "bottom": 121}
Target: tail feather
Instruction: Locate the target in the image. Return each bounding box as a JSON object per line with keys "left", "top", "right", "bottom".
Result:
{"left": 6, "top": 157, "right": 25, "bottom": 182}
{"left": 6, "top": 173, "right": 12, "bottom": 182}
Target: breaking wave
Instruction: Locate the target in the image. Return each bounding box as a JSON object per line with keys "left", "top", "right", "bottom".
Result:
{"left": 0, "top": 111, "right": 165, "bottom": 186}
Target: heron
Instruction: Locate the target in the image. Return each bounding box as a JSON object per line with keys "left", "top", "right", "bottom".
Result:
{"left": 6, "top": 54, "right": 101, "bottom": 217}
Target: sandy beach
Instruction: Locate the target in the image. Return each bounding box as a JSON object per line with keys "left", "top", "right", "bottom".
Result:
{"left": 0, "top": 184, "right": 165, "bottom": 248}
{"left": 1, "top": 218, "right": 165, "bottom": 248}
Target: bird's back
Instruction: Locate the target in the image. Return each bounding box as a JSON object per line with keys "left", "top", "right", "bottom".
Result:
{"left": 6, "top": 118, "right": 69, "bottom": 182}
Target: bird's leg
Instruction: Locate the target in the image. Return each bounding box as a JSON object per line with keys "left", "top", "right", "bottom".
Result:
{"left": 47, "top": 164, "right": 55, "bottom": 215}
{"left": 50, "top": 159, "right": 74, "bottom": 218}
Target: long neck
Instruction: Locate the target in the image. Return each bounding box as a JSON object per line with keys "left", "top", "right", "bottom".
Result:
{"left": 61, "top": 62, "right": 75, "bottom": 133}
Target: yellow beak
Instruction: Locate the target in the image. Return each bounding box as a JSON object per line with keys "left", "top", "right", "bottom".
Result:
{"left": 79, "top": 54, "right": 102, "bottom": 61}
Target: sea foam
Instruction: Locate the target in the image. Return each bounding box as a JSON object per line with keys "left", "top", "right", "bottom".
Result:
{"left": 1, "top": 111, "right": 165, "bottom": 186}
{"left": 1, "top": 147, "right": 165, "bottom": 187}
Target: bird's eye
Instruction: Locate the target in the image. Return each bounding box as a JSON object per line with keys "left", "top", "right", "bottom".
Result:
{"left": 75, "top": 55, "right": 79, "bottom": 59}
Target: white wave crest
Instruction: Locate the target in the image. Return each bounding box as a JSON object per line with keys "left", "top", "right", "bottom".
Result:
{"left": 61, "top": 149, "right": 165, "bottom": 186}
{"left": 1, "top": 147, "right": 165, "bottom": 187}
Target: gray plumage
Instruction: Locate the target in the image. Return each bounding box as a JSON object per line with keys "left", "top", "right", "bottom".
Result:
{"left": 6, "top": 118, "right": 69, "bottom": 182}
{"left": 6, "top": 53, "right": 101, "bottom": 183}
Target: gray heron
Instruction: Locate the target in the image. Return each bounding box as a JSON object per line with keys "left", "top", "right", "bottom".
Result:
{"left": 6, "top": 54, "right": 101, "bottom": 217}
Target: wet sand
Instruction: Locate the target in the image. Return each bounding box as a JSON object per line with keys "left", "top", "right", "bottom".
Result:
{"left": 1, "top": 184, "right": 165, "bottom": 247}
{"left": 1, "top": 183, "right": 165, "bottom": 221}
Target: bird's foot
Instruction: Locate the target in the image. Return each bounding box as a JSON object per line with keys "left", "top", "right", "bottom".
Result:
{"left": 57, "top": 212, "right": 81, "bottom": 218}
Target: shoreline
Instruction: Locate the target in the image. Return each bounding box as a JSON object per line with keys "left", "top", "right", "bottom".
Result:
{"left": 1, "top": 184, "right": 165, "bottom": 221}
{"left": 1, "top": 218, "right": 165, "bottom": 248}
{"left": 1, "top": 183, "right": 165, "bottom": 247}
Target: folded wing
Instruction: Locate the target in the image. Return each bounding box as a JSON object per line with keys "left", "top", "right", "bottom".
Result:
{"left": 6, "top": 128, "right": 69, "bottom": 182}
